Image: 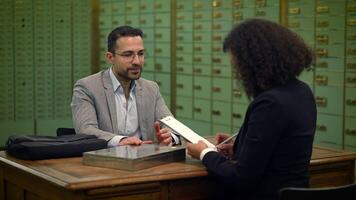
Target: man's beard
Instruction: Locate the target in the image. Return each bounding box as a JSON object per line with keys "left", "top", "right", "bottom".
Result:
{"left": 125, "top": 64, "right": 142, "bottom": 80}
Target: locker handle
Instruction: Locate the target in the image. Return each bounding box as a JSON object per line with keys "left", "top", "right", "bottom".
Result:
{"left": 177, "top": 84, "right": 184, "bottom": 89}
{"left": 346, "top": 77, "right": 356, "bottom": 84}
{"left": 193, "top": 57, "right": 202, "bottom": 62}
{"left": 232, "top": 113, "right": 242, "bottom": 118}
{"left": 176, "top": 105, "right": 183, "bottom": 110}
{"left": 213, "top": 35, "right": 222, "bottom": 41}
{"left": 213, "top": 69, "right": 221, "bottom": 74}
{"left": 317, "top": 21, "right": 329, "bottom": 28}
{"left": 154, "top": 3, "right": 162, "bottom": 9}
{"left": 194, "top": 68, "right": 202, "bottom": 74}
{"left": 212, "top": 58, "right": 221, "bottom": 63}
{"left": 140, "top": 19, "right": 146, "bottom": 24}
{"left": 155, "top": 48, "right": 162, "bottom": 53}
{"left": 289, "top": 8, "right": 300, "bottom": 15}
{"left": 316, "top": 124, "right": 327, "bottom": 131}
{"left": 143, "top": 34, "right": 148, "bottom": 39}
{"left": 194, "top": 14, "right": 202, "bottom": 19}
{"left": 234, "top": 0, "right": 242, "bottom": 8}
{"left": 155, "top": 18, "right": 162, "bottom": 23}
{"left": 155, "top": 64, "right": 162, "bottom": 71}
{"left": 176, "top": 56, "right": 184, "bottom": 61}
{"left": 194, "top": 46, "right": 202, "bottom": 51}
{"left": 315, "top": 96, "right": 327, "bottom": 107}
{"left": 177, "top": 16, "right": 184, "bottom": 20}
{"left": 213, "top": 24, "right": 222, "bottom": 30}
{"left": 256, "top": 0, "right": 266, "bottom": 7}
{"left": 316, "top": 62, "right": 328, "bottom": 68}
{"left": 346, "top": 99, "right": 356, "bottom": 106}
{"left": 194, "top": 85, "right": 202, "bottom": 90}
{"left": 234, "top": 12, "right": 242, "bottom": 18}
{"left": 212, "top": 1, "right": 221, "bottom": 7}
{"left": 177, "top": 36, "right": 184, "bottom": 41}
{"left": 193, "top": 3, "right": 203, "bottom": 8}
{"left": 212, "top": 47, "right": 221, "bottom": 52}
{"left": 345, "top": 129, "right": 356, "bottom": 136}
{"left": 212, "top": 110, "right": 221, "bottom": 116}
{"left": 177, "top": 26, "right": 184, "bottom": 31}
{"left": 193, "top": 107, "right": 202, "bottom": 113}
{"left": 156, "top": 81, "right": 162, "bottom": 86}
{"left": 348, "top": 19, "right": 356, "bottom": 26}
{"left": 316, "top": 35, "right": 328, "bottom": 44}
{"left": 177, "top": 46, "right": 184, "bottom": 51}
{"left": 194, "top": 25, "right": 203, "bottom": 30}
{"left": 126, "top": 20, "right": 132, "bottom": 24}
{"left": 348, "top": 35, "right": 356, "bottom": 41}
{"left": 194, "top": 36, "right": 202, "bottom": 41}
{"left": 113, "top": 20, "right": 118, "bottom": 25}
{"left": 212, "top": 87, "right": 221, "bottom": 93}
{"left": 315, "top": 75, "right": 328, "bottom": 85}
{"left": 126, "top": 6, "right": 132, "bottom": 11}
{"left": 288, "top": 22, "right": 300, "bottom": 28}
{"left": 347, "top": 48, "right": 356, "bottom": 55}
{"left": 233, "top": 89, "right": 242, "bottom": 97}
{"left": 347, "top": 63, "right": 356, "bottom": 69}
{"left": 213, "top": 13, "right": 222, "bottom": 18}
{"left": 316, "top": 5, "right": 329, "bottom": 13}
{"left": 316, "top": 49, "right": 328, "bottom": 57}
{"left": 140, "top": 5, "right": 147, "bottom": 9}
{"left": 256, "top": 11, "right": 266, "bottom": 16}
{"left": 177, "top": 4, "right": 184, "bottom": 9}
{"left": 155, "top": 33, "right": 162, "bottom": 38}
{"left": 177, "top": 67, "right": 184, "bottom": 72}
{"left": 348, "top": 5, "right": 356, "bottom": 12}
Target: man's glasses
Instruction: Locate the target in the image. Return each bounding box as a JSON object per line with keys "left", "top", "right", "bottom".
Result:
{"left": 114, "top": 51, "right": 147, "bottom": 62}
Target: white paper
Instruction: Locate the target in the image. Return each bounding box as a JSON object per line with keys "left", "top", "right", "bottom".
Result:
{"left": 160, "top": 116, "right": 215, "bottom": 148}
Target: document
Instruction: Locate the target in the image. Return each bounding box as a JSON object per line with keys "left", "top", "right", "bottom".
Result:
{"left": 160, "top": 116, "right": 215, "bottom": 148}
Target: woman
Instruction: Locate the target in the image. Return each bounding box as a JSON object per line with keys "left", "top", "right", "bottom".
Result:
{"left": 187, "top": 19, "right": 316, "bottom": 200}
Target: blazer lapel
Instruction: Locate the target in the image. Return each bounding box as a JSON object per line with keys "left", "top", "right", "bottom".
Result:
{"left": 135, "top": 80, "right": 147, "bottom": 140}
{"left": 102, "top": 69, "right": 118, "bottom": 134}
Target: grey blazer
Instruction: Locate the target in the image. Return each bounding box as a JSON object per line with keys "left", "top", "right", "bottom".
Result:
{"left": 71, "top": 69, "right": 172, "bottom": 142}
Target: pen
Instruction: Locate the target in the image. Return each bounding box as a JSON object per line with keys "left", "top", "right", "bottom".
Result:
{"left": 216, "top": 131, "right": 239, "bottom": 147}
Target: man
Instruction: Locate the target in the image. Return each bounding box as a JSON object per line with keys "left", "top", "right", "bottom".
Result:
{"left": 71, "top": 26, "right": 178, "bottom": 147}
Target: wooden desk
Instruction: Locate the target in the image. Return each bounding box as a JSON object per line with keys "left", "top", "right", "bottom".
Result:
{"left": 0, "top": 146, "right": 355, "bottom": 200}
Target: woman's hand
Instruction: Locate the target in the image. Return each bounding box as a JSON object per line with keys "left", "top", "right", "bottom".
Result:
{"left": 186, "top": 140, "right": 208, "bottom": 160}
{"left": 215, "top": 133, "right": 234, "bottom": 159}
{"left": 215, "top": 133, "right": 233, "bottom": 144}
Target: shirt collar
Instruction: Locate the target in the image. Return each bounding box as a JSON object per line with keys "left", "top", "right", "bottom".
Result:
{"left": 109, "top": 68, "right": 136, "bottom": 93}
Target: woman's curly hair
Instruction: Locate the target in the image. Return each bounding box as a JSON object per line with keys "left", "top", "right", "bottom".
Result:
{"left": 223, "top": 19, "right": 313, "bottom": 98}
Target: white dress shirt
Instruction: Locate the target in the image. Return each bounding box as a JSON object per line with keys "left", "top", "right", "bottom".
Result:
{"left": 108, "top": 68, "right": 141, "bottom": 147}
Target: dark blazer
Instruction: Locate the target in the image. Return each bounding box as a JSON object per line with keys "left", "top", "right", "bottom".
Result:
{"left": 203, "top": 78, "right": 317, "bottom": 200}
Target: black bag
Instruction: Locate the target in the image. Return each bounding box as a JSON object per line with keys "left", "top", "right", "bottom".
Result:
{"left": 6, "top": 134, "right": 107, "bottom": 160}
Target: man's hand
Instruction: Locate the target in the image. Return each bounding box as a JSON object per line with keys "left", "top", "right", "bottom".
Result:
{"left": 118, "top": 136, "right": 152, "bottom": 145}
{"left": 154, "top": 121, "right": 172, "bottom": 146}
{"left": 186, "top": 140, "right": 208, "bottom": 159}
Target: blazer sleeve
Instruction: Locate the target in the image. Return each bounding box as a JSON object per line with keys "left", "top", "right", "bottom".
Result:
{"left": 71, "top": 79, "right": 116, "bottom": 141}
{"left": 202, "top": 95, "right": 287, "bottom": 193}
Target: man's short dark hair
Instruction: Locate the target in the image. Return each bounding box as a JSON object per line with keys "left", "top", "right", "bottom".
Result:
{"left": 107, "top": 26, "right": 143, "bottom": 54}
